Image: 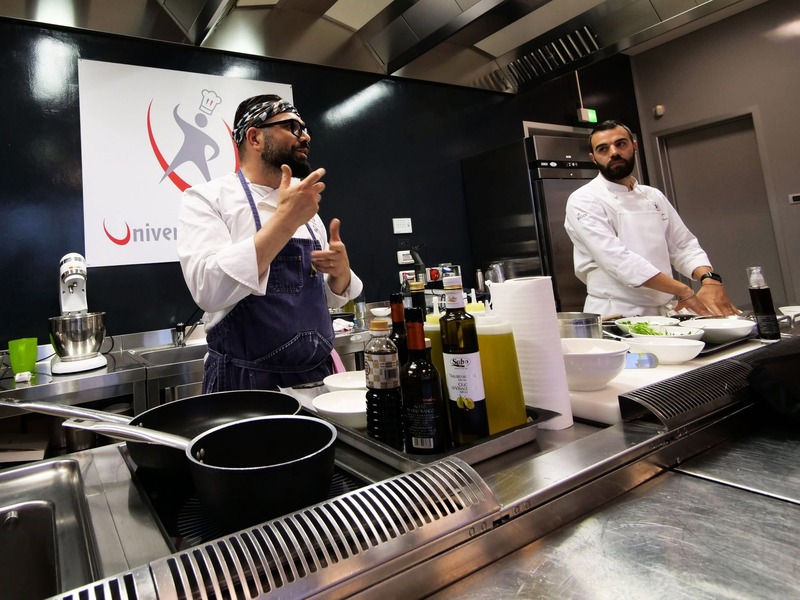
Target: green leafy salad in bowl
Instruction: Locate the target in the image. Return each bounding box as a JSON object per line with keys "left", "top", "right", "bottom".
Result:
{"left": 614, "top": 316, "right": 680, "bottom": 333}
{"left": 629, "top": 324, "right": 705, "bottom": 340}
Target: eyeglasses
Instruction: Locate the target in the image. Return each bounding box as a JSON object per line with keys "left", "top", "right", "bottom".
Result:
{"left": 255, "top": 118, "right": 309, "bottom": 139}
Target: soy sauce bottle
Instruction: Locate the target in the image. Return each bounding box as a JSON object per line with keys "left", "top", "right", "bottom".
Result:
{"left": 364, "top": 319, "right": 404, "bottom": 450}
{"left": 747, "top": 266, "right": 781, "bottom": 341}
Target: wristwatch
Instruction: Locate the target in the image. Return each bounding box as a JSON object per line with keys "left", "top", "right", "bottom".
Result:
{"left": 699, "top": 272, "right": 723, "bottom": 284}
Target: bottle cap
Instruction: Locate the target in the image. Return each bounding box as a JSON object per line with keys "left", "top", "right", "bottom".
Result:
{"left": 747, "top": 266, "right": 766, "bottom": 288}
{"left": 408, "top": 281, "right": 424, "bottom": 292}
{"left": 442, "top": 275, "right": 462, "bottom": 289}
{"left": 390, "top": 292, "right": 403, "bottom": 303}
{"left": 369, "top": 318, "right": 390, "bottom": 332}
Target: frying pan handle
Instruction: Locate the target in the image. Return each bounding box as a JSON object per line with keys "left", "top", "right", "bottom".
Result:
{"left": 62, "top": 418, "right": 190, "bottom": 451}
{"left": 0, "top": 398, "right": 132, "bottom": 424}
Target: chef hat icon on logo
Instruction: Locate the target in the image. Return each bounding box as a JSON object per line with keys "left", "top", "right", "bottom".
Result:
{"left": 199, "top": 90, "right": 222, "bottom": 115}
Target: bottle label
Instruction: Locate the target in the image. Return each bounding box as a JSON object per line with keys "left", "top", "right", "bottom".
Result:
{"left": 443, "top": 288, "right": 465, "bottom": 310}
{"left": 365, "top": 353, "right": 400, "bottom": 389}
{"left": 754, "top": 315, "right": 781, "bottom": 339}
{"left": 406, "top": 400, "right": 441, "bottom": 450}
{"left": 442, "top": 351, "right": 485, "bottom": 405}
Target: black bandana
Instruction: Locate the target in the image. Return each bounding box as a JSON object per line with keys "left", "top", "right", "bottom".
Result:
{"left": 232, "top": 99, "right": 301, "bottom": 145}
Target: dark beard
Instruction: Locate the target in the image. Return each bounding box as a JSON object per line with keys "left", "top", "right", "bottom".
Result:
{"left": 598, "top": 154, "right": 635, "bottom": 181}
{"left": 260, "top": 138, "right": 312, "bottom": 178}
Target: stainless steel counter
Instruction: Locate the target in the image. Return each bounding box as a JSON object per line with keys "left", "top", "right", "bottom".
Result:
{"left": 8, "top": 329, "right": 798, "bottom": 599}
{"left": 429, "top": 411, "right": 800, "bottom": 599}
{"left": 0, "top": 350, "right": 147, "bottom": 412}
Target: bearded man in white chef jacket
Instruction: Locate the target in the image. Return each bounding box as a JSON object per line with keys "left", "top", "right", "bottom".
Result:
{"left": 177, "top": 94, "right": 363, "bottom": 392}
{"left": 564, "top": 120, "right": 738, "bottom": 318}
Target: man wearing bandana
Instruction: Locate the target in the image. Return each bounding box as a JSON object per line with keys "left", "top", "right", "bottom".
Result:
{"left": 177, "top": 94, "right": 363, "bottom": 392}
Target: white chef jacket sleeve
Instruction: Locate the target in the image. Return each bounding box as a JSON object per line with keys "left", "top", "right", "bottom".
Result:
{"left": 177, "top": 185, "right": 266, "bottom": 314}
{"left": 310, "top": 216, "right": 365, "bottom": 308}
{"left": 565, "top": 189, "right": 661, "bottom": 288}
{"left": 660, "top": 196, "right": 711, "bottom": 278}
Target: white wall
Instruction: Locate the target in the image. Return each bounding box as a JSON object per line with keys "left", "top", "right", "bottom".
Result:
{"left": 630, "top": 0, "right": 800, "bottom": 304}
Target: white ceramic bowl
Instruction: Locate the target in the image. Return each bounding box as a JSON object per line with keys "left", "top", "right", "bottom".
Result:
{"left": 561, "top": 338, "right": 629, "bottom": 391}
{"left": 679, "top": 318, "right": 756, "bottom": 344}
{"left": 779, "top": 306, "right": 800, "bottom": 317}
{"left": 323, "top": 370, "right": 367, "bottom": 392}
{"left": 625, "top": 337, "right": 705, "bottom": 364}
{"left": 630, "top": 325, "right": 704, "bottom": 340}
{"left": 614, "top": 316, "right": 680, "bottom": 333}
{"left": 312, "top": 390, "right": 367, "bottom": 429}
{"left": 370, "top": 307, "right": 391, "bottom": 317}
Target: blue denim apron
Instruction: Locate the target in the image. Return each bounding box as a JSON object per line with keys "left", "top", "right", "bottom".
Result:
{"left": 202, "top": 171, "right": 335, "bottom": 392}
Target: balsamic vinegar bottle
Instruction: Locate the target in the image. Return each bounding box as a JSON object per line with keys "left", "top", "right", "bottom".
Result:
{"left": 747, "top": 266, "right": 781, "bottom": 341}
{"left": 400, "top": 307, "right": 450, "bottom": 454}
{"left": 388, "top": 292, "right": 408, "bottom": 367}
{"left": 439, "top": 275, "right": 489, "bottom": 445}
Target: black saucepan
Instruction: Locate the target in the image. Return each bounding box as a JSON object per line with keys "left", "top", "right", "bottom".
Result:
{"left": 0, "top": 390, "right": 301, "bottom": 472}
{"left": 64, "top": 415, "right": 337, "bottom": 533}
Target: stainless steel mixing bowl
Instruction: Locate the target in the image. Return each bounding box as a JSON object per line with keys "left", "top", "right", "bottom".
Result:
{"left": 557, "top": 312, "right": 602, "bottom": 339}
{"left": 49, "top": 312, "right": 106, "bottom": 361}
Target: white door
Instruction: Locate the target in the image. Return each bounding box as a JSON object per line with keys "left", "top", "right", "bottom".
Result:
{"left": 659, "top": 116, "right": 786, "bottom": 308}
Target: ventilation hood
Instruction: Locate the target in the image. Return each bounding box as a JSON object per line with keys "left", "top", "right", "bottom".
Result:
{"left": 1, "top": 0, "right": 766, "bottom": 93}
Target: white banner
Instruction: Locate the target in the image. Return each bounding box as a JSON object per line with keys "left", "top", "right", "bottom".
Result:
{"left": 78, "top": 59, "right": 293, "bottom": 267}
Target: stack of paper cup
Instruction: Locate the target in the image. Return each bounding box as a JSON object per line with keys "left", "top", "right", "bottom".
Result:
{"left": 487, "top": 277, "right": 573, "bottom": 430}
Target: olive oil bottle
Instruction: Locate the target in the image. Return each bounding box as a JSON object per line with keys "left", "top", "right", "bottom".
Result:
{"left": 439, "top": 276, "right": 489, "bottom": 445}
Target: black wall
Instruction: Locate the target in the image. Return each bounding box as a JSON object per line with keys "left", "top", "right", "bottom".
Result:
{"left": 0, "top": 17, "right": 640, "bottom": 348}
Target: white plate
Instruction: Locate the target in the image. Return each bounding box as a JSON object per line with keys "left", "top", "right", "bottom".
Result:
{"left": 679, "top": 318, "right": 756, "bottom": 344}
{"left": 779, "top": 306, "right": 800, "bottom": 317}
{"left": 312, "top": 390, "right": 367, "bottom": 430}
{"left": 625, "top": 337, "right": 705, "bottom": 364}
{"left": 323, "top": 370, "right": 367, "bottom": 392}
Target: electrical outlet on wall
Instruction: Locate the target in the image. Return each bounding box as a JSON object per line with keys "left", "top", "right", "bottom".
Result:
{"left": 397, "top": 250, "right": 414, "bottom": 265}
{"left": 789, "top": 193, "right": 800, "bottom": 205}
{"left": 398, "top": 270, "right": 415, "bottom": 284}
{"left": 392, "top": 218, "right": 412, "bottom": 234}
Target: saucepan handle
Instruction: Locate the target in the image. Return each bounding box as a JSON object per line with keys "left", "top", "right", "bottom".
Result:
{"left": 0, "top": 398, "right": 132, "bottom": 424}
{"left": 62, "top": 418, "right": 190, "bottom": 451}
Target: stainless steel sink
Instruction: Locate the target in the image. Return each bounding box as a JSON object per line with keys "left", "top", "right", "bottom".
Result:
{"left": 0, "top": 460, "right": 98, "bottom": 598}
{"left": 128, "top": 343, "right": 208, "bottom": 367}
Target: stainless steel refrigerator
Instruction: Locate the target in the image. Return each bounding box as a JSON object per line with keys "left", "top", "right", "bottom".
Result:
{"left": 462, "top": 134, "right": 615, "bottom": 312}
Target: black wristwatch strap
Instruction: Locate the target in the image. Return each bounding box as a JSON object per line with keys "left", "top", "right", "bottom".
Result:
{"left": 700, "top": 272, "right": 723, "bottom": 284}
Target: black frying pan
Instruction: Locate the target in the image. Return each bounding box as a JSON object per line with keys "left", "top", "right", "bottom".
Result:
{"left": 0, "top": 390, "right": 301, "bottom": 472}
{"left": 64, "top": 415, "right": 337, "bottom": 533}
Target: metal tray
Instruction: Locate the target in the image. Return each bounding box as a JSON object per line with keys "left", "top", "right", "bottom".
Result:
{"left": 306, "top": 405, "right": 560, "bottom": 473}
{"left": 698, "top": 334, "right": 758, "bottom": 355}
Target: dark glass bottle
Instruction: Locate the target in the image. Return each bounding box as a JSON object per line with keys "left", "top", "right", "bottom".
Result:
{"left": 400, "top": 308, "right": 450, "bottom": 454}
{"left": 439, "top": 275, "right": 489, "bottom": 445}
{"left": 388, "top": 292, "right": 408, "bottom": 367}
{"left": 364, "top": 319, "right": 404, "bottom": 450}
{"left": 747, "top": 266, "right": 781, "bottom": 341}
{"left": 408, "top": 281, "right": 427, "bottom": 314}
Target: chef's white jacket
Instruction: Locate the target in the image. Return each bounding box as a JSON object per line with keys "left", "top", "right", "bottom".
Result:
{"left": 564, "top": 174, "right": 710, "bottom": 317}
{"left": 177, "top": 172, "right": 363, "bottom": 331}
